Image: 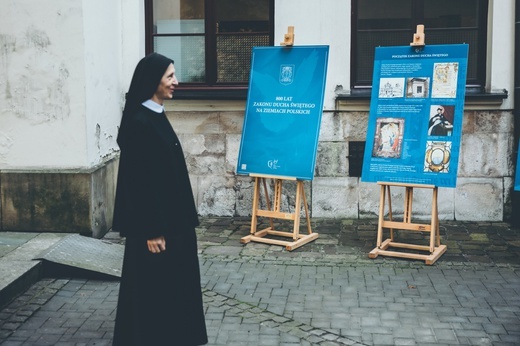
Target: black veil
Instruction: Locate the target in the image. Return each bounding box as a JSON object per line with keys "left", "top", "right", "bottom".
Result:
{"left": 117, "top": 53, "right": 174, "bottom": 148}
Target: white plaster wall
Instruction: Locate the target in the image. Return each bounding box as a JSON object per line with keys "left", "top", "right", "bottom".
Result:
{"left": 83, "top": 0, "right": 123, "bottom": 166}
{"left": 116, "top": 0, "right": 147, "bottom": 151}
{"left": 0, "top": 0, "right": 88, "bottom": 168}
{"left": 274, "top": 0, "right": 351, "bottom": 111}
{"left": 487, "top": 0, "right": 515, "bottom": 110}
{"left": 121, "top": 0, "right": 146, "bottom": 93}
{"left": 0, "top": 0, "right": 144, "bottom": 169}
{"left": 72, "top": 0, "right": 144, "bottom": 167}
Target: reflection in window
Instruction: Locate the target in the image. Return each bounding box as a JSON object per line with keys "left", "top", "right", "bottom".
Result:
{"left": 352, "top": 0, "right": 487, "bottom": 90}
{"left": 147, "top": 0, "right": 273, "bottom": 86}
{"left": 152, "top": 0, "right": 205, "bottom": 83}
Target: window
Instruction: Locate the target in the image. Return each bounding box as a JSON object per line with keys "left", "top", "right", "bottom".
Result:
{"left": 351, "top": 0, "right": 488, "bottom": 93}
{"left": 145, "top": 0, "right": 273, "bottom": 97}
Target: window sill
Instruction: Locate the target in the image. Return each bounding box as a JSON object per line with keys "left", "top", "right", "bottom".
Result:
{"left": 336, "top": 88, "right": 509, "bottom": 111}
{"left": 173, "top": 87, "right": 248, "bottom": 101}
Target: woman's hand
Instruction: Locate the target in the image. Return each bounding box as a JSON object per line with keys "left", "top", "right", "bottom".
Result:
{"left": 147, "top": 236, "right": 166, "bottom": 253}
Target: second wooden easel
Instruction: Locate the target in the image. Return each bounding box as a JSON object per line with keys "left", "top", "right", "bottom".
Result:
{"left": 368, "top": 182, "right": 447, "bottom": 265}
{"left": 367, "top": 25, "right": 447, "bottom": 265}
{"left": 240, "top": 174, "right": 319, "bottom": 251}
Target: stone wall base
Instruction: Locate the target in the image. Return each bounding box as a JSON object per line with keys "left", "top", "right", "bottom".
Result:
{"left": 0, "top": 158, "right": 118, "bottom": 238}
{"left": 169, "top": 106, "right": 512, "bottom": 222}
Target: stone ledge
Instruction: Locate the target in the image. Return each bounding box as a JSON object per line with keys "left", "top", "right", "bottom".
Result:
{"left": 0, "top": 159, "right": 118, "bottom": 238}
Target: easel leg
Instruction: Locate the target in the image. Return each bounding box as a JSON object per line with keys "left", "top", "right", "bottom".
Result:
{"left": 377, "top": 184, "right": 385, "bottom": 247}
{"left": 404, "top": 187, "right": 413, "bottom": 224}
{"left": 273, "top": 179, "right": 283, "bottom": 212}
{"left": 387, "top": 185, "right": 394, "bottom": 241}
{"left": 430, "top": 187, "right": 438, "bottom": 251}
{"left": 301, "top": 182, "right": 312, "bottom": 234}
{"left": 250, "top": 177, "right": 260, "bottom": 235}
{"left": 434, "top": 188, "right": 440, "bottom": 247}
{"left": 262, "top": 178, "right": 274, "bottom": 230}
{"left": 292, "top": 181, "right": 302, "bottom": 240}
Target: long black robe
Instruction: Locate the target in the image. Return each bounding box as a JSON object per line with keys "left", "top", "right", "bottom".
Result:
{"left": 112, "top": 105, "right": 207, "bottom": 346}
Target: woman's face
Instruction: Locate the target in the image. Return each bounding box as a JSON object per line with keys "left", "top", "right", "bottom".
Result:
{"left": 152, "top": 63, "right": 178, "bottom": 104}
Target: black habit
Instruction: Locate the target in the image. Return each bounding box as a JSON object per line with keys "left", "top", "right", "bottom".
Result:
{"left": 112, "top": 53, "right": 207, "bottom": 346}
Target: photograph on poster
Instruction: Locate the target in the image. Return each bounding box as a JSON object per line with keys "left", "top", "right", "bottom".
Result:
{"left": 406, "top": 77, "right": 429, "bottom": 98}
{"left": 424, "top": 141, "right": 452, "bottom": 173}
{"left": 428, "top": 105, "right": 454, "bottom": 137}
{"left": 372, "top": 118, "right": 404, "bottom": 159}
{"left": 432, "top": 62, "right": 459, "bottom": 98}
{"left": 378, "top": 78, "right": 405, "bottom": 98}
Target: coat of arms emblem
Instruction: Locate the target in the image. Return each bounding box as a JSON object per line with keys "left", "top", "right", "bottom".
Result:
{"left": 279, "top": 64, "right": 294, "bottom": 85}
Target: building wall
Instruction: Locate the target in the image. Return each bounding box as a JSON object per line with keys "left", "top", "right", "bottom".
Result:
{"left": 0, "top": 0, "right": 143, "bottom": 236}
{"left": 170, "top": 105, "right": 513, "bottom": 222}
{"left": 0, "top": 0, "right": 516, "bottom": 236}
{"left": 274, "top": 0, "right": 351, "bottom": 111}
{"left": 170, "top": 0, "right": 516, "bottom": 222}
{"left": 83, "top": 0, "right": 124, "bottom": 166}
{"left": 0, "top": 0, "right": 87, "bottom": 168}
{"left": 0, "top": 0, "right": 143, "bottom": 169}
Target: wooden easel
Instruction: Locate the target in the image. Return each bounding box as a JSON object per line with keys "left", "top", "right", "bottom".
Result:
{"left": 240, "top": 174, "right": 319, "bottom": 251}
{"left": 368, "top": 182, "right": 446, "bottom": 265}
{"left": 240, "top": 26, "right": 318, "bottom": 251}
{"left": 367, "top": 25, "right": 446, "bottom": 265}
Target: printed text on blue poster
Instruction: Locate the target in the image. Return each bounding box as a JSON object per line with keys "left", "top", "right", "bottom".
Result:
{"left": 237, "top": 46, "right": 329, "bottom": 180}
{"left": 361, "top": 44, "right": 468, "bottom": 188}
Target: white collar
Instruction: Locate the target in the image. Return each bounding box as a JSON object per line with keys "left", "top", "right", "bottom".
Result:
{"left": 142, "top": 99, "right": 164, "bottom": 113}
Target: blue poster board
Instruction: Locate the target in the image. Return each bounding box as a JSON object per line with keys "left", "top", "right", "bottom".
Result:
{"left": 236, "top": 46, "right": 329, "bottom": 180}
{"left": 361, "top": 44, "right": 468, "bottom": 188}
{"left": 515, "top": 140, "right": 520, "bottom": 191}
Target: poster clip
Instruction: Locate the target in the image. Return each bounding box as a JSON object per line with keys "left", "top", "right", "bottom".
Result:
{"left": 410, "top": 24, "right": 425, "bottom": 52}
{"left": 280, "top": 26, "right": 295, "bottom": 46}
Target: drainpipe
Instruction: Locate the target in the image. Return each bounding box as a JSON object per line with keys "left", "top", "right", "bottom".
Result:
{"left": 513, "top": 1, "right": 520, "bottom": 226}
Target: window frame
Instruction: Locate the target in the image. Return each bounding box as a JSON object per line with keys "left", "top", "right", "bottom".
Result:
{"left": 144, "top": 0, "right": 274, "bottom": 100}
{"left": 350, "top": 0, "right": 489, "bottom": 95}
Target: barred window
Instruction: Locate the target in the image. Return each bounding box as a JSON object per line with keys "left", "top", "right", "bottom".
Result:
{"left": 351, "top": 0, "right": 488, "bottom": 92}
{"left": 146, "top": 0, "right": 273, "bottom": 95}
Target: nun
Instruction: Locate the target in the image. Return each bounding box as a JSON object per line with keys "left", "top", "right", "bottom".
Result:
{"left": 112, "top": 53, "right": 208, "bottom": 346}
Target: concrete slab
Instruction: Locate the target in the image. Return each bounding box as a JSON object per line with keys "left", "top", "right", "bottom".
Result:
{"left": 4, "top": 233, "right": 70, "bottom": 261}
{"left": 0, "top": 232, "right": 39, "bottom": 257}
{"left": 0, "top": 260, "right": 40, "bottom": 292}
{"left": 35, "top": 234, "right": 124, "bottom": 278}
{"left": 0, "top": 232, "right": 68, "bottom": 309}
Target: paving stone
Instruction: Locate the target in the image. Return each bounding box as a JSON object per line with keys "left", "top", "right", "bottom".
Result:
{"left": 1, "top": 217, "right": 520, "bottom": 345}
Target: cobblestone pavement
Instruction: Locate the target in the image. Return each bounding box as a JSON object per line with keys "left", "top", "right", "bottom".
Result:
{"left": 1, "top": 217, "right": 519, "bottom": 345}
